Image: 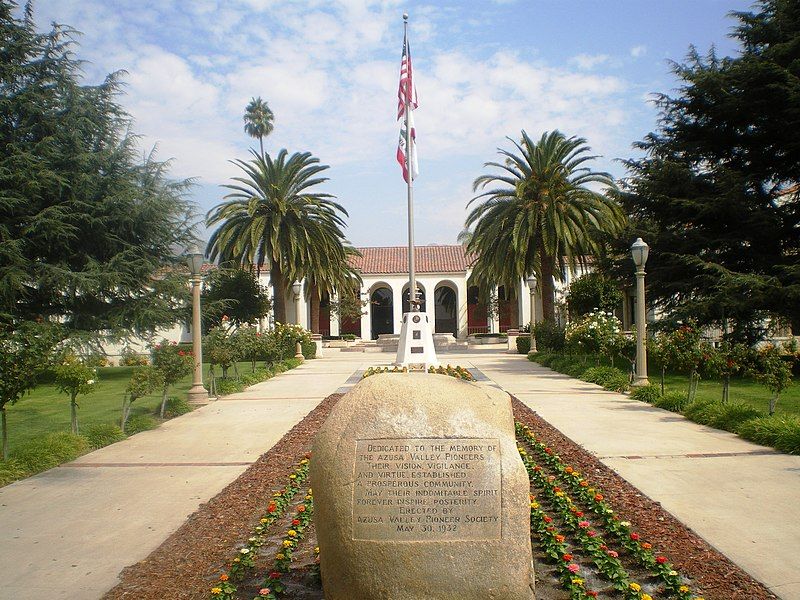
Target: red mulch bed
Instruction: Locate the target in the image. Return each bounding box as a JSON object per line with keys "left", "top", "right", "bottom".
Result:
{"left": 102, "top": 394, "right": 343, "bottom": 600}
{"left": 103, "top": 391, "right": 776, "bottom": 600}
{"left": 511, "top": 396, "right": 777, "bottom": 600}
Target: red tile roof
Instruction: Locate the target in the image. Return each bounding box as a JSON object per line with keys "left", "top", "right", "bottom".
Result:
{"left": 350, "top": 245, "right": 472, "bottom": 275}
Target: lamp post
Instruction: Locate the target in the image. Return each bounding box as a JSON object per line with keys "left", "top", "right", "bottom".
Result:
{"left": 292, "top": 280, "right": 304, "bottom": 361}
{"left": 526, "top": 275, "right": 537, "bottom": 354}
{"left": 631, "top": 238, "right": 650, "bottom": 386}
{"left": 186, "top": 245, "right": 209, "bottom": 405}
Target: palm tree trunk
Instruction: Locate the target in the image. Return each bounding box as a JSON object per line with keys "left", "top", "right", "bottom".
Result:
{"left": 539, "top": 254, "right": 556, "bottom": 322}
{"left": 259, "top": 136, "right": 264, "bottom": 159}
{"left": 309, "top": 284, "right": 321, "bottom": 334}
{"left": 271, "top": 263, "right": 287, "bottom": 324}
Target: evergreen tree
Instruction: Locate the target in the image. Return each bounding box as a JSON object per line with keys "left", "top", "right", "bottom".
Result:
{"left": 0, "top": 2, "right": 196, "bottom": 336}
{"left": 617, "top": 0, "right": 800, "bottom": 338}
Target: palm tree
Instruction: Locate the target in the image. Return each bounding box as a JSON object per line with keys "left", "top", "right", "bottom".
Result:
{"left": 243, "top": 97, "right": 274, "bottom": 157}
{"left": 206, "top": 149, "right": 350, "bottom": 324}
{"left": 466, "top": 130, "right": 625, "bottom": 322}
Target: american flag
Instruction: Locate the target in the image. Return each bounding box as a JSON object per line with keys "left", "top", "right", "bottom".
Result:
{"left": 396, "top": 34, "right": 418, "bottom": 182}
{"left": 397, "top": 37, "right": 417, "bottom": 120}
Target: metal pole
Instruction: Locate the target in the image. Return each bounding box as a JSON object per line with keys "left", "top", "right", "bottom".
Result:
{"left": 633, "top": 266, "right": 649, "bottom": 386}
{"left": 528, "top": 288, "right": 537, "bottom": 354}
{"left": 294, "top": 289, "right": 304, "bottom": 360}
{"left": 187, "top": 275, "right": 208, "bottom": 405}
{"left": 404, "top": 14, "right": 417, "bottom": 311}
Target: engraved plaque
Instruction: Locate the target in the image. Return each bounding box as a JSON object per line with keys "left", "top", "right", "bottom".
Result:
{"left": 352, "top": 438, "right": 502, "bottom": 541}
{"left": 410, "top": 347, "right": 424, "bottom": 354}
{"left": 412, "top": 330, "right": 421, "bottom": 340}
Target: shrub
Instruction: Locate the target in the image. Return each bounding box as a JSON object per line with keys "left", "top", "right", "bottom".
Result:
{"left": 533, "top": 321, "right": 566, "bottom": 352}
{"left": 125, "top": 414, "right": 157, "bottom": 435}
{"left": 630, "top": 384, "right": 662, "bottom": 404}
{"left": 162, "top": 396, "right": 192, "bottom": 418}
{"left": 84, "top": 423, "right": 126, "bottom": 448}
{"left": 654, "top": 391, "right": 688, "bottom": 412}
{"left": 738, "top": 416, "right": 800, "bottom": 455}
{"left": 582, "top": 366, "right": 625, "bottom": 386}
{"left": 12, "top": 432, "right": 90, "bottom": 473}
{"left": 53, "top": 357, "right": 97, "bottom": 434}
{"left": 516, "top": 335, "right": 531, "bottom": 354}
{"left": 602, "top": 373, "right": 630, "bottom": 393}
{"left": 151, "top": 341, "right": 193, "bottom": 418}
{"left": 0, "top": 459, "right": 27, "bottom": 487}
{"left": 342, "top": 333, "right": 356, "bottom": 341}
{"left": 565, "top": 273, "right": 623, "bottom": 319}
{"left": 529, "top": 352, "right": 554, "bottom": 366}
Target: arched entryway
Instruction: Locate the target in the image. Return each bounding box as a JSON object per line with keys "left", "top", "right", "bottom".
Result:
{"left": 370, "top": 287, "right": 393, "bottom": 339}
{"left": 318, "top": 291, "right": 331, "bottom": 336}
{"left": 402, "top": 284, "right": 426, "bottom": 313}
{"left": 434, "top": 284, "right": 457, "bottom": 336}
{"left": 467, "top": 285, "right": 488, "bottom": 335}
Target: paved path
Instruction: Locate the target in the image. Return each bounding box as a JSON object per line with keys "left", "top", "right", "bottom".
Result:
{"left": 462, "top": 350, "right": 800, "bottom": 600}
{"left": 0, "top": 352, "right": 368, "bottom": 600}
{"left": 2, "top": 347, "right": 798, "bottom": 599}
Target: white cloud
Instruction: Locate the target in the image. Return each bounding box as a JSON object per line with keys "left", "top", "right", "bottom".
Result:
{"left": 569, "top": 53, "right": 610, "bottom": 70}
{"left": 630, "top": 45, "right": 647, "bottom": 58}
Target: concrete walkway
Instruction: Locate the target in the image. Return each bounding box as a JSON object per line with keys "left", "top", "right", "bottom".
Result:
{"left": 1, "top": 347, "right": 798, "bottom": 599}
{"left": 463, "top": 350, "right": 800, "bottom": 600}
{"left": 0, "top": 352, "right": 368, "bottom": 600}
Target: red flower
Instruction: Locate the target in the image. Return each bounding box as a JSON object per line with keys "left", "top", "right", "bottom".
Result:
{"left": 587, "top": 592, "right": 598, "bottom": 598}
{"left": 594, "top": 493, "right": 604, "bottom": 502}
{"left": 578, "top": 520, "right": 590, "bottom": 528}
{"left": 587, "top": 530, "right": 597, "bottom": 538}
{"left": 656, "top": 556, "right": 668, "bottom": 564}
{"left": 567, "top": 563, "right": 580, "bottom": 573}
{"left": 178, "top": 351, "right": 185, "bottom": 356}
{"left": 269, "top": 572, "right": 281, "bottom": 579}
{"left": 562, "top": 553, "right": 572, "bottom": 562}
{"left": 599, "top": 544, "right": 608, "bottom": 551}
{"left": 574, "top": 511, "right": 584, "bottom": 517}
{"left": 292, "top": 519, "right": 300, "bottom": 526}
{"left": 267, "top": 502, "right": 277, "bottom": 513}
{"left": 545, "top": 447, "right": 553, "bottom": 455}
{"left": 630, "top": 533, "right": 640, "bottom": 541}
{"left": 543, "top": 516, "right": 552, "bottom": 523}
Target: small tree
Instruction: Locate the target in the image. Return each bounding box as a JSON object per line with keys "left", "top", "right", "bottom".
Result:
{"left": 662, "top": 323, "right": 706, "bottom": 402}
{"left": 233, "top": 325, "right": 265, "bottom": 372}
{"left": 713, "top": 342, "right": 753, "bottom": 404}
{"left": 151, "top": 341, "right": 193, "bottom": 418}
{"left": 53, "top": 356, "right": 97, "bottom": 434}
{"left": 201, "top": 267, "right": 272, "bottom": 330}
{"left": 328, "top": 289, "right": 368, "bottom": 327}
{"left": 566, "top": 273, "right": 623, "bottom": 319}
{"left": 647, "top": 333, "right": 672, "bottom": 395}
{"left": 204, "top": 326, "right": 240, "bottom": 379}
{"left": 0, "top": 322, "right": 61, "bottom": 459}
{"left": 749, "top": 344, "right": 794, "bottom": 415}
{"left": 122, "top": 366, "right": 163, "bottom": 432}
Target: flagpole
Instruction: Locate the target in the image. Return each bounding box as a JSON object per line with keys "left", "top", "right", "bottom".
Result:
{"left": 403, "top": 12, "right": 417, "bottom": 312}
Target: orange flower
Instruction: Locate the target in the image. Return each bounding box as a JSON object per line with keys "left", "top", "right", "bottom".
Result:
{"left": 297, "top": 505, "right": 306, "bottom": 513}
{"left": 555, "top": 534, "right": 565, "bottom": 543}
{"left": 594, "top": 493, "right": 604, "bottom": 502}
{"left": 219, "top": 574, "right": 229, "bottom": 582}
{"left": 641, "top": 542, "right": 652, "bottom": 550}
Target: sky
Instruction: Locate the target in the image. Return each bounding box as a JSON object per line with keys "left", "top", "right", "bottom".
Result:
{"left": 33, "top": 0, "right": 754, "bottom": 248}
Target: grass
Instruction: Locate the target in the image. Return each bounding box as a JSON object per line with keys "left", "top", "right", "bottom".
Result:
{"left": 3, "top": 361, "right": 258, "bottom": 455}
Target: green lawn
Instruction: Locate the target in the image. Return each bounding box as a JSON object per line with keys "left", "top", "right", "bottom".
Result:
{"left": 4, "top": 361, "right": 258, "bottom": 454}
{"left": 651, "top": 371, "right": 800, "bottom": 417}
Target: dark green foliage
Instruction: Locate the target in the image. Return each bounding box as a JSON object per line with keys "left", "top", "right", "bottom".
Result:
{"left": 654, "top": 391, "right": 689, "bottom": 412}
{"left": 532, "top": 321, "right": 566, "bottom": 351}
{"left": 83, "top": 423, "right": 125, "bottom": 448}
{"left": 516, "top": 335, "right": 531, "bottom": 354}
{"left": 614, "top": 1, "right": 800, "bottom": 336}
{"left": 124, "top": 414, "right": 157, "bottom": 435}
{"left": 202, "top": 267, "right": 272, "bottom": 330}
{"left": 630, "top": 384, "right": 662, "bottom": 404}
{"left": 738, "top": 415, "right": 800, "bottom": 455}
{"left": 566, "top": 273, "right": 623, "bottom": 318}
{"left": 210, "top": 359, "right": 302, "bottom": 396}
{"left": 0, "top": 3, "right": 195, "bottom": 334}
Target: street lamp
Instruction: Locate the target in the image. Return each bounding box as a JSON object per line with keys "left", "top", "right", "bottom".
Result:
{"left": 292, "top": 280, "right": 304, "bottom": 361}
{"left": 526, "top": 275, "right": 537, "bottom": 354}
{"left": 186, "top": 245, "right": 209, "bottom": 405}
{"left": 631, "top": 238, "right": 649, "bottom": 386}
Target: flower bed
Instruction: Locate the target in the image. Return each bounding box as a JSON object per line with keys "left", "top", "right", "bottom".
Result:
{"left": 362, "top": 364, "right": 475, "bottom": 381}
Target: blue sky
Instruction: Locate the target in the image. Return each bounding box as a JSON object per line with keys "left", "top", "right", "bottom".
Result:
{"left": 35, "top": 0, "right": 753, "bottom": 248}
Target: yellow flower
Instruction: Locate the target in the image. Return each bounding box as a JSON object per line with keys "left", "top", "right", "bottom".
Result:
{"left": 283, "top": 540, "right": 293, "bottom": 548}
{"left": 314, "top": 546, "right": 320, "bottom": 555}
{"left": 571, "top": 577, "right": 584, "bottom": 586}
{"left": 669, "top": 570, "right": 679, "bottom": 577}
{"left": 642, "top": 595, "right": 653, "bottom": 600}
{"left": 260, "top": 518, "right": 268, "bottom": 524}
{"left": 300, "top": 459, "right": 309, "bottom": 465}
{"left": 555, "top": 491, "right": 565, "bottom": 497}
{"left": 288, "top": 530, "right": 297, "bottom": 537}
{"left": 233, "top": 557, "right": 240, "bottom": 563}
{"left": 679, "top": 586, "right": 689, "bottom": 593}
{"left": 289, "top": 474, "right": 297, "bottom": 480}
{"left": 531, "top": 502, "right": 540, "bottom": 509}
{"left": 276, "top": 553, "right": 285, "bottom": 560}
{"left": 211, "top": 588, "right": 222, "bottom": 595}
{"left": 630, "top": 583, "right": 641, "bottom": 592}
{"left": 307, "top": 487, "right": 312, "bottom": 494}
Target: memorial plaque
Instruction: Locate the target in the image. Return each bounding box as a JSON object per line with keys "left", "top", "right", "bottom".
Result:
{"left": 352, "top": 437, "right": 501, "bottom": 541}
